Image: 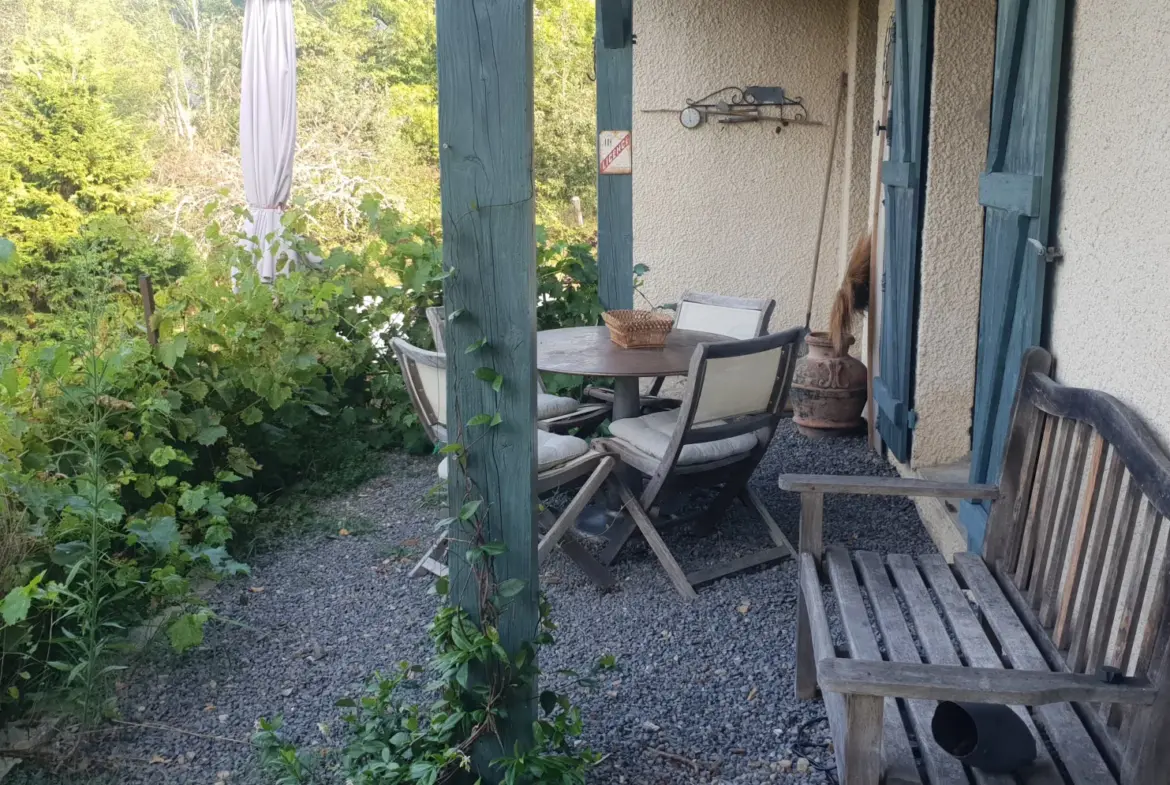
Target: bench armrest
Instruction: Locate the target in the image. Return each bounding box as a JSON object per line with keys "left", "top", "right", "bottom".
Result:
{"left": 817, "top": 658, "right": 1157, "bottom": 707}
{"left": 778, "top": 474, "right": 999, "bottom": 500}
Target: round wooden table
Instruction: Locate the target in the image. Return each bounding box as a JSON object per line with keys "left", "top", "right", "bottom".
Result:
{"left": 537, "top": 326, "right": 725, "bottom": 420}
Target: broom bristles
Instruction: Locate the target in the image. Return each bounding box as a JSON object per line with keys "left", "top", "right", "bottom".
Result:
{"left": 828, "top": 230, "right": 872, "bottom": 356}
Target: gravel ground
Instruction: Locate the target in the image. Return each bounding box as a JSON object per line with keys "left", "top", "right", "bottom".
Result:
{"left": 10, "top": 421, "right": 938, "bottom": 785}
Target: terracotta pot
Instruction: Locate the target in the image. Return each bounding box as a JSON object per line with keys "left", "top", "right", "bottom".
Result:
{"left": 790, "top": 332, "right": 867, "bottom": 434}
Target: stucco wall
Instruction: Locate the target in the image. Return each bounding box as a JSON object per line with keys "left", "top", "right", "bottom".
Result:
{"left": 633, "top": 0, "right": 854, "bottom": 330}
{"left": 1049, "top": 0, "right": 1170, "bottom": 449}
{"left": 909, "top": 0, "right": 996, "bottom": 468}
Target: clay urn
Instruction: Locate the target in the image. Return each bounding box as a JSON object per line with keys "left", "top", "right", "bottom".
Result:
{"left": 790, "top": 332, "right": 867, "bottom": 436}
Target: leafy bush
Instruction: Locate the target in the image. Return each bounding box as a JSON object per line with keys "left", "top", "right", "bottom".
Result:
{"left": 0, "top": 199, "right": 612, "bottom": 725}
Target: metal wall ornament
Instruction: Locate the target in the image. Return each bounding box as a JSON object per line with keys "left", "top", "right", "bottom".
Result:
{"left": 659, "top": 86, "right": 822, "bottom": 133}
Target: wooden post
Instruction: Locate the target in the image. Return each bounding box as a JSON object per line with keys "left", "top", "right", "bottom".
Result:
{"left": 139, "top": 275, "right": 158, "bottom": 346}
{"left": 595, "top": 0, "right": 633, "bottom": 311}
{"left": 436, "top": 0, "right": 539, "bottom": 778}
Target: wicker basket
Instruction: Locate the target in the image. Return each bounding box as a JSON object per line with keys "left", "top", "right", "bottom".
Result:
{"left": 603, "top": 309, "right": 674, "bottom": 349}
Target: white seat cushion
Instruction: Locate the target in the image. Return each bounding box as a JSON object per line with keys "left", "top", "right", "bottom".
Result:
{"left": 438, "top": 429, "right": 590, "bottom": 480}
{"left": 537, "top": 393, "right": 580, "bottom": 420}
{"left": 608, "top": 410, "right": 758, "bottom": 466}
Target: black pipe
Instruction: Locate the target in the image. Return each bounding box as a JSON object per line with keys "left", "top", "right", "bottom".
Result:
{"left": 931, "top": 701, "right": 1038, "bottom": 774}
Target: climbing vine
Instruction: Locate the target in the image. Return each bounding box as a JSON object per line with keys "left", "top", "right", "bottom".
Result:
{"left": 256, "top": 297, "right": 605, "bottom": 785}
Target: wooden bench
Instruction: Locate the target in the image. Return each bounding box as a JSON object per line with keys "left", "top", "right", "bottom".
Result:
{"left": 779, "top": 348, "right": 1170, "bottom": 785}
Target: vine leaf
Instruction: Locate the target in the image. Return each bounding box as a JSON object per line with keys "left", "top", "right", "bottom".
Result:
{"left": 465, "top": 338, "right": 488, "bottom": 353}
{"left": 458, "top": 500, "right": 482, "bottom": 520}
{"left": 497, "top": 578, "right": 525, "bottom": 598}
{"left": 490, "top": 412, "right": 503, "bottom": 427}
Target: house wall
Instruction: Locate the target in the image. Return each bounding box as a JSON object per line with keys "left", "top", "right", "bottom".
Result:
{"left": 632, "top": 0, "right": 855, "bottom": 330}
{"left": 1049, "top": 0, "right": 1170, "bottom": 448}
{"left": 908, "top": 0, "right": 996, "bottom": 468}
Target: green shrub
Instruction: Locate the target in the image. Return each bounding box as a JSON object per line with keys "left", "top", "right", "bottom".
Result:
{"left": 0, "top": 200, "right": 611, "bottom": 724}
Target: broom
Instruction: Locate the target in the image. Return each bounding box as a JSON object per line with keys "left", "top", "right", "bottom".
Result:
{"left": 828, "top": 229, "right": 872, "bottom": 356}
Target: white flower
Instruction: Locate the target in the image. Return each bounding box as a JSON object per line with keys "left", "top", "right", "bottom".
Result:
{"left": 354, "top": 295, "right": 385, "bottom": 314}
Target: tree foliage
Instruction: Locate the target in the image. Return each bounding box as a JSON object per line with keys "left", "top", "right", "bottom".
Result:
{"left": 0, "top": 0, "right": 598, "bottom": 251}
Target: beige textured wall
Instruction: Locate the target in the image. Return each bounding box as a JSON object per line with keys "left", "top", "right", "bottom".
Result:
{"left": 909, "top": 0, "right": 996, "bottom": 468}
{"left": 632, "top": 0, "right": 853, "bottom": 331}
{"left": 1049, "top": 0, "right": 1170, "bottom": 448}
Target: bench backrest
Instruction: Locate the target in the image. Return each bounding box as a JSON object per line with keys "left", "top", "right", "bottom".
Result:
{"left": 984, "top": 348, "right": 1170, "bottom": 780}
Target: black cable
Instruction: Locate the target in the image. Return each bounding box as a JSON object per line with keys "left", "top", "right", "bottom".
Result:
{"left": 791, "top": 714, "right": 838, "bottom": 785}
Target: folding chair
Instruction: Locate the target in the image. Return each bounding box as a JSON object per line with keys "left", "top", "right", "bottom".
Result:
{"left": 594, "top": 326, "right": 805, "bottom": 599}
{"left": 390, "top": 337, "right": 617, "bottom": 588}
{"left": 425, "top": 306, "right": 611, "bottom": 436}
{"left": 586, "top": 291, "right": 776, "bottom": 413}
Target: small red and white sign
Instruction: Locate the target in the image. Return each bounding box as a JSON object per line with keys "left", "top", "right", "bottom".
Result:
{"left": 599, "top": 130, "right": 632, "bottom": 175}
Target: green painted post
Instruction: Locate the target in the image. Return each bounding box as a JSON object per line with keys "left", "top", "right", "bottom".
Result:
{"left": 436, "top": 0, "right": 539, "bottom": 777}
{"left": 596, "top": 0, "right": 634, "bottom": 310}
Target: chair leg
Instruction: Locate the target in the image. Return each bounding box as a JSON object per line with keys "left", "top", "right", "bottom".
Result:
{"left": 409, "top": 534, "right": 449, "bottom": 579}
{"left": 538, "top": 457, "right": 614, "bottom": 564}
{"left": 840, "top": 694, "right": 883, "bottom": 785}
{"left": 612, "top": 477, "right": 697, "bottom": 600}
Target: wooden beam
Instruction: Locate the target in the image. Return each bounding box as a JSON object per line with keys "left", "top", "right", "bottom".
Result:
{"left": 595, "top": 0, "right": 633, "bottom": 310}
{"left": 779, "top": 474, "right": 999, "bottom": 499}
{"left": 817, "top": 658, "right": 1158, "bottom": 706}
{"left": 436, "top": 0, "right": 538, "bottom": 777}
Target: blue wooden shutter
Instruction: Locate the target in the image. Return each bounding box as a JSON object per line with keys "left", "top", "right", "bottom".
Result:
{"left": 876, "top": 0, "right": 932, "bottom": 463}
{"left": 961, "top": 0, "right": 1067, "bottom": 550}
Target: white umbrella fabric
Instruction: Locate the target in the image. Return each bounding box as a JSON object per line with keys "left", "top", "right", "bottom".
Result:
{"left": 239, "top": 0, "right": 297, "bottom": 283}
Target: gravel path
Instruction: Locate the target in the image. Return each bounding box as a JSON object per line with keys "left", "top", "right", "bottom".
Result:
{"left": 11, "top": 421, "right": 938, "bottom": 785}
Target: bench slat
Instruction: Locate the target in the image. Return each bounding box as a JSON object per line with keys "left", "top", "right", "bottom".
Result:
{"left": 1038, "top": 422, "right": 1093, "bottom": 627}
{"left": 1014, "top": 416, "right": 1059, "bottom": 585}
{"left": 1023, "top": 418, "right": 1073, "bottom": 594}
{"left": 1102, "top": 499, "right": 1162, "bottom": 729}
{"left": 1067, "top": 448, "right": 1126, "bottom": 671}
{"left": 899, "top": 555, "right": 1060, "bottom": 785}
{"left": 955, "top": 554, "right": 1117, "bottom": 785}
{"left": 1054, "top": 433, "right": 1109, "bottom": 648}
{"left": 825, "top": 548, "right": 921, "bottom": 785}
{"left": 854, "top": 553, "right": 967, "bottom": 784}
{"left": 1083, "top": 474, "right": 1142, "bottom": 677}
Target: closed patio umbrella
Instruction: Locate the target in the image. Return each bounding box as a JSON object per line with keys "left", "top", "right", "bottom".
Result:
{"left": 239, "top": 0, "right": 297, "bottom": 283}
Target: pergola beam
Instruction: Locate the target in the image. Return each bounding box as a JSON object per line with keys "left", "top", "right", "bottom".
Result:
{"left": 435, "top": 0, "right": 539, "bottom": 776}
{"left": 596, "top": 0, "right": 634, "bottom": 310}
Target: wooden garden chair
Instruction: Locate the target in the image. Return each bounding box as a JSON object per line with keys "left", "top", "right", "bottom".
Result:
{"left": 593, "top": 326, "right": 805, "bottom": 599}
{"left": 586, "top": 291, "right": 776, "bottom": 413}
{"left": 425, "top": 306, "right": 611, "bottom": 435}
{"left": 779, "top": 347, "right": 1170, "bottom": 785}
{"left": 390, "top": 337, "right": 617, "bottom": 588}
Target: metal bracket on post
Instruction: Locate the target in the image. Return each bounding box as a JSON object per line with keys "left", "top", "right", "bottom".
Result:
{"left": 1027, "top": 238, "right": 1063, "bottom": 263}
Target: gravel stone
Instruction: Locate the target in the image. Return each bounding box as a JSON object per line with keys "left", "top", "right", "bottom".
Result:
{"left": 8, "top": 422, "right": 936, "bottom": 785}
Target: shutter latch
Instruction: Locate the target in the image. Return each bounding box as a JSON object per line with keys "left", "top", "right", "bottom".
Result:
{"left": 907, "top": 410, "right": 919, "bottom": 430}
{"left": 1028, "top": 238, "right": 1063, "bottom": 263}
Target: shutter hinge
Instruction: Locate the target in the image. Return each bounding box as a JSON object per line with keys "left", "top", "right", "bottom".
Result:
{"left": 907, "top": 410, "right": 919, "bottom": 430}
{"left": 1028, "top": 238, "right": 1063, "bottom": 263}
